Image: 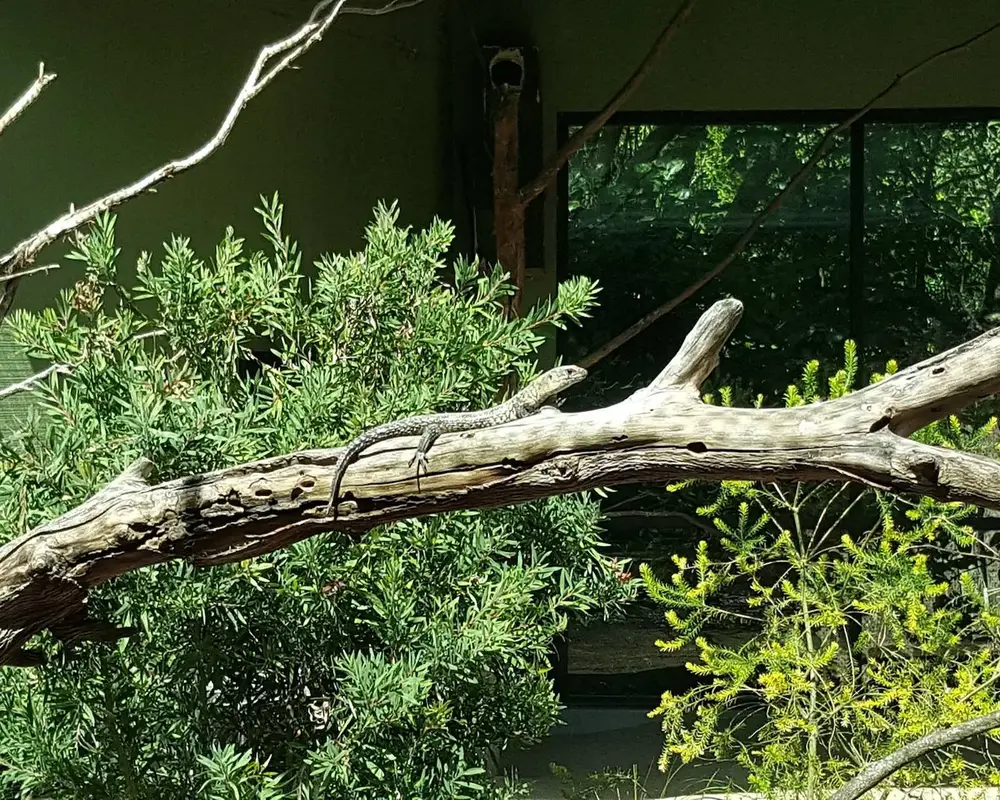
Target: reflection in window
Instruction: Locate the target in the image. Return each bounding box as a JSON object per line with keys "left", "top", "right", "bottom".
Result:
{"left": 865, "top": 121, "right": 1000, "bottom": 366}
{"left": 563, "top": 122, "right": 852, "bottom": 405}
{"left": 557, "top": 115, "right": 1000, "bottom": 711}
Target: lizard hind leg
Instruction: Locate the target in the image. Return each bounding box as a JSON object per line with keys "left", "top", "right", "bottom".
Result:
{"left": 408, "top": 427, "right": 442, "bottom": 481}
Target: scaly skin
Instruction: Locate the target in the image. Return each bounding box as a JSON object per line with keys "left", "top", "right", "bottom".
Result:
{"left": 325, "top": 365, "right": 587, "bottom": 517}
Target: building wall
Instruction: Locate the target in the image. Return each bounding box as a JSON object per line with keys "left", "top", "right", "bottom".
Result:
{"left": 0, "top": 0, "right": 451, "bottom": 307}
{"left": 0, "top": 0, "right": 998, "bottom": 389}
{"left": 511, "top": 0, "right": 1000, "bottom": 302}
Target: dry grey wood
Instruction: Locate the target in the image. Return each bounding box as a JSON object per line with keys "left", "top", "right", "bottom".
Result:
{"left": 4, "top": 297, "right": 1000, "bottom": 666}
{"left": 0, "top": 63, "right": 56, "bottom": 139}
{"left": 829, "top": 708, "right": 1000, "bottom": 800}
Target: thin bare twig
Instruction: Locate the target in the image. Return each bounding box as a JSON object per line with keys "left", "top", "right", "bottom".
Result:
{"left": 0, "top": 0, "right": 353, "bottom": 317}
{"left": 248, "top": 0, "right": 424, "bottom": 21}
{"left": 342, "top": 0, "right": 426, "bottom": 15}
{"left": 580, "top": 18, "right": 1000, "bottom": 370}
{"left": 0, "top": 264, "right": 59, "bottom": 284}
{"left": 518, "top": 0, "right": 698, "bottom": 207}
{"left": 132, "top": 328, "right": 166, "bottom": 342}
{"left": 0, "top": 364, "right": 72, "bottom": 399}
{"left": 0, "top": 327, "right": 171, "bottom": 403}
{"left": 0, "top": 63, "right": 56, "bottom": 139}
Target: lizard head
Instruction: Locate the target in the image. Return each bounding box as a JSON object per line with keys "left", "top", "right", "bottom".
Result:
{"left": 527, "top": 364, "right": 588, "bottom": 400}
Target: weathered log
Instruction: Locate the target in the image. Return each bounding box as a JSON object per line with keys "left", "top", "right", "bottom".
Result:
{"left": 3, "top": 297, "right": 1000, "bottom": 666}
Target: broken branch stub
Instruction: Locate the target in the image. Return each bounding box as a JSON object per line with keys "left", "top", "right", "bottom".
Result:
{"left": 2, "top": 297, "right": 1000, "bottom": 665}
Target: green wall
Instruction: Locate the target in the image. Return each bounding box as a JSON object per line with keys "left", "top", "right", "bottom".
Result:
{"left": 0, "top": 0, "right": 451, "bottom": 310}
{"left": 0, "top": 0, "right": 998, "bottom": 399}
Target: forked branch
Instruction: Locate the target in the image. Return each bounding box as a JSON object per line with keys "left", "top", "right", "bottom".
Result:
{"left": 3, "top": 299, "right": 1000, "bottom": 666}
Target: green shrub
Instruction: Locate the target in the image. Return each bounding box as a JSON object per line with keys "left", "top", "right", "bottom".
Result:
{"left": 644, "top": 342, "right": 1000, "bottom": 796}
{"left": 0, "top": 198, "right": 634, "bottom": 799}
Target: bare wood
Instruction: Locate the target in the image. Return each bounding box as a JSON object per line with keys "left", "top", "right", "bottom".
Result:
{"left": 579, "top": 18, "right": 1000, "bottom": 370}
{"left": 0, "top": 0, "right": 353, "bottom": 318}
{"left": 0, "top": 263, "right": 60, "bottom": 284}
{"left": 0, "top": 63, "right": 56, "bottom": 138}
{"left": 518, "top": 0, "right": 698, "bottom": 207}
{"left": 5, "top": 298, "right": 1000, "bottom": 665}
{"left": 493, "top": 86, "right": 526, "bottom": 314}
{"left": 341, "top": 0, "right": 427, "bottom": 15}
{"left": 829, "top": 708, "right": 1000, "bottom": 800}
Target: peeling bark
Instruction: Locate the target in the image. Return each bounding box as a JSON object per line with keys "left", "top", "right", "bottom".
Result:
{"left": 3, "top": 298, "right": 1000, "bottom": 665}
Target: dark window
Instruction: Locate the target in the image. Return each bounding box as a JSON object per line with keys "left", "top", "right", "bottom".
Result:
{"left": 865, "top": 120, "right": 1000, "bottom": 366}
{"left": 556, "top": 110, "right": 1000, "bottom": 706}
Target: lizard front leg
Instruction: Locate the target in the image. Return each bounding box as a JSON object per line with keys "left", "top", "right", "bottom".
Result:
{"left": 408, "top": 426, "right": 442, "bottom": 480}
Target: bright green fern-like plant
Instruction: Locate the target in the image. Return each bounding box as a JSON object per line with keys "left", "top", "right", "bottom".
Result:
{"left": 0, "top": 198, "right": 634, "bottom": 799}
{"left": 643, "top": 340, "right": 1000, "bottom": 797}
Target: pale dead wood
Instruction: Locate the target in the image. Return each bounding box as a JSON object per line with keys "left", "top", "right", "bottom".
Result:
{"left": 0, "top": 0, "right": 354, "bottom": 318}
{"left": 0, "top": 327, "right": 170, "bottom": 401}
{"left": 341, "top": 0, "right": 427, "bottom": 15}
{"left": 0, "top": 263, "right": 60, "bottom": 284}
{"left": 3, "top": 298, "right": 1000, "bottom": 666}
{"left": 0, "top": 363, "right": 73, "bottom": 399}
{"left": 0, "top": 63, "right": 56, "bottom": 138}
{"left": 829, "top": 708, "right": 1000, "bottom": 800}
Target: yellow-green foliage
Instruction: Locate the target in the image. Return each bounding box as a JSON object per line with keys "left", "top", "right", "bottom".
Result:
{"left": 643, "top": 341, "right": 1000, "bottom": 795}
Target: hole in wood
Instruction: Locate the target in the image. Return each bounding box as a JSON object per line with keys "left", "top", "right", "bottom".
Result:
{"left": 869, "top": 415, "right": 891, "bottom": 432}
{"left": 932, "top": 366, "right": 945, "bottom": 375}
{"left": 912, "top": 459, "right": 940, "bottom": 484}
{"left": 686, "top": 442, "right": 707, "bottom": 453}
{"left": 489, "top": 49, "right": 525, "bottom": 90}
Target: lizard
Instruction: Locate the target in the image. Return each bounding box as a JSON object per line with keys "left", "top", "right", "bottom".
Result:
{"left": 325, "top": 364, "right": 587, "bottom": 518}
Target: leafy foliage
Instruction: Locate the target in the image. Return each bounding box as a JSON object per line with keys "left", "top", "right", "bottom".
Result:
{"left": 642, "top": 343, "right": 1000, "bottom": 795}
{"left": 0, "top": 199, "right": 634, "bottom": 799}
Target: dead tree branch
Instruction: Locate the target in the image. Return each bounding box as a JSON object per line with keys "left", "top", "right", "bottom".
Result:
{"left": 0, "top": 263, "right": 59, "bottom": 284}
{"left": 580, "top": 18, "right": 1000, "bottom": 370}
{"left": 0, "top": 0, "right": 354, "bottom": 318}
{"left": 830, "top": 708, "right": 1000, "bottom": 800}
{"left": 341, "top": 0, "right": 427, "bottom": 15}
{"left": 0, "top": 63, "right": 57, "bottom": 138}
{"left": 4, "top": 298, "right": 1000, "bottom": 665}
